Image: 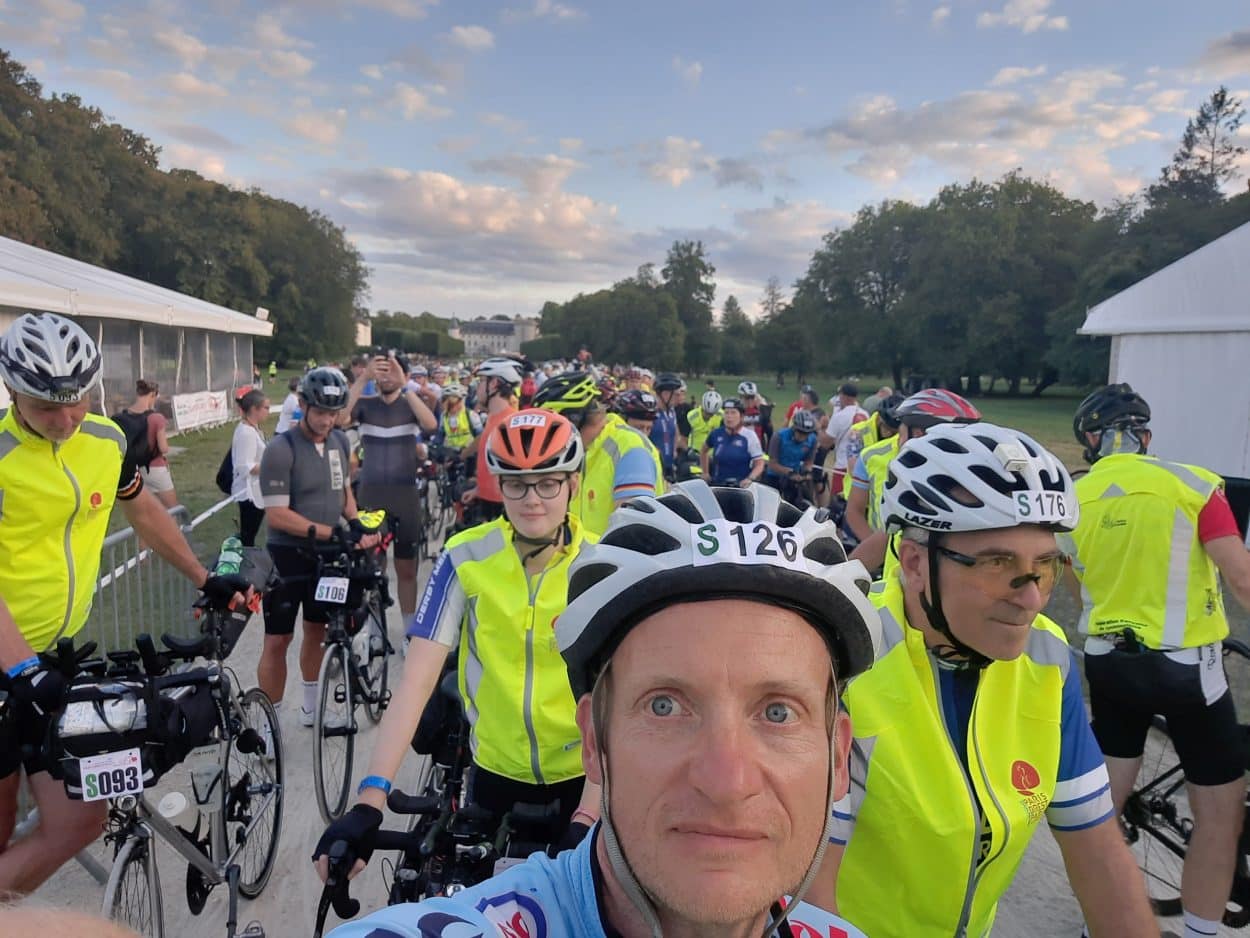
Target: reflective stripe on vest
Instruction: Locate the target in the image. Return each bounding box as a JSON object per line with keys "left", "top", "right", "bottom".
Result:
{"left": 444, "top": 516, "right": 593, "bottom": 784}
{"left": 1064, "top": 453, "right": 1228, "bottom": 650}
{"left": 837, "top": 575, "right": 1068, "bottom": 937}
{"left": 441, "top": 410, "right": 475, "bottom": 449}
{"left": 573, "top": 416, "right": 661, "bottom": 536}
{"left": 859, "top": 434, "right": 900, "bottom": 532}
{"left": 842, "top": 414, "right": 885, "bottom": 499}
{"left": 0, "top": 410, "right": 124, "bottom": 651}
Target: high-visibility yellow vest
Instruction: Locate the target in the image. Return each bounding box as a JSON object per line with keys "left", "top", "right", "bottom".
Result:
{"left": 443, "top": 516, "right": 594, "bottom": 784}
{"left": 687, "top": 408, "right": 723, "bottom": 453}
{"left": 837, "top": 575, "right": 1069, "bottom": 937}
{"left": 440, "top": 408, "right": 475, "bottom": 450}
{"left": 0, "top": 409, "right": 128, "bottom": 651}
{"left": 1063, "top": 453, "right": 1229, "bottom": 651}
{"left": 856, "top": 434, "right": 900, "bottom": 532}
{"left": 573, "top": 415, "right": 662, "bottom": 536}
{"left": 842, "top": 413, "right": 888, "bottom": 498}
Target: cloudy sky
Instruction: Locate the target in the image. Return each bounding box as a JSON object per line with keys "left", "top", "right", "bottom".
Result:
{"left": 3, "top": 1, "right": 1249, "bottom": 320}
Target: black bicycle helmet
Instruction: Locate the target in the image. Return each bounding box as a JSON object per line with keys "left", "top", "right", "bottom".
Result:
{"left": 1073, "top": 383, "right": 1151, "bottom": 463}
{"left": 653, "top": 372, "right": 683, "bottom": 393}
{"left": 792, "top": 410, "right": 817, "bottom": 434}
{"left": 876, "top": 392, "right": 907, "bottom": 429}
{"left": 722, "top": 396, "right": 744, "bottom": 413}
{"left": 616, "top": 389, "right": 658, "bottom": 420}
{"left": 299, "top": 367, "right": 350, "bottom": 411}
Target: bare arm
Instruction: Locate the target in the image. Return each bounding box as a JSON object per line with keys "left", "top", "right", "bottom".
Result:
{"left": 403, "top": 388, "right": 438, "bottom": 432}
{"left": 849, "top": 530, "right": 889, "bottom": 572}
{"left": 1205, "top": 534, "right": 1250, "bottom": 612}
{"left": 264, "top": 505, "right": 336, "bottom": 541}
{"left": 1053, "top": 819, "right": 1159, "bottom": 937}
{"left": 845, "top": 484, "right": 873, "bottom": 543}
{"left": 154, "top": 423, "right": 171, "bottom": 460}
{"left": 700, "top": 444, "right": 711, "bottom": 478}
{"left": 0, "top": 597, "right": 38, "bottom": 670}
{"left": 121, "top": 490, "right": 210, "bottom": 587}
{"left": 747, "top": 455, "right": 766, "bottom": 483}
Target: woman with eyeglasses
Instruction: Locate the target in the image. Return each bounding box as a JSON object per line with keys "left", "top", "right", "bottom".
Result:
{"left": 314, "top": 409, "right": 601, "bottom": 883}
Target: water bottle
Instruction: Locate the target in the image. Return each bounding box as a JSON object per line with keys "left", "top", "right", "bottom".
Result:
{"left": 215, "top": 535, "right": 244, "bottom": 576}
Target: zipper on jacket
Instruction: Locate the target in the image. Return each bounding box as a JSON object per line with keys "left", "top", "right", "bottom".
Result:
{"left": 523, "top": 564, "right": 551, "bottom": 784}
{"left": 968, "top": 687, "right": 1011, "bottom": 917}
{"left": 50, "top": 442, "right": 82, "bottom": 647}
{"left": 928, "top": 656, "right": 980, "bottom": 938}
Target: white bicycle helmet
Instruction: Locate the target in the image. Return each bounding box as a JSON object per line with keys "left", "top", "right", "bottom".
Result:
{"left": 558, "top": 479, "right": 881, "bottom": 698}
{"left": 701, "top": 389, "right": 722, "bottom": 413}
{"left": 883, "top": 422, "right": 1078, "bottom": 534}
{"left": 0, "top": 312, "right": 101, "bottom": 403}
{"left": 473, "top": 356, "right": 524, "bottom": 386}
{"left": 738, "top": 380, "right": 758, "bottom": 397}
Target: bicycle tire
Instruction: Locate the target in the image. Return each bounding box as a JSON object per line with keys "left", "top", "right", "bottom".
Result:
{"left": 228, "top": 687, "right": 285, "bottom": 897}
{"left": 426, "top": 473, "right": 446, "bottom": 542}
{"left": 1123, "top": 718, "right": 1186, "bottom": 917}
{"left": 314, "top": 642, "right": 355, "bottom": 823}
{"left": 103, "top": 832, "right": 164, "bottom": 938}
{"left": 362, "top": 595, "right": 391, "bottom": 725}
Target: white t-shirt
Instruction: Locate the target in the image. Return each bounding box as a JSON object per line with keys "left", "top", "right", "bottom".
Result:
{"left": 824, "top": 405, "right": 868, "bottom": 470}
{"left": 231, "top": 421, "right": 267, "bottom": 507}
{"left": 275, "top": 392, "right": 299, "bottom": 434}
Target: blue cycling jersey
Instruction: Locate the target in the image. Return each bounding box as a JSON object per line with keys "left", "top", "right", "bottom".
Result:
{"left": 649, "top": 409, "right": 678, "bottom": 471}
{"left": 705, "top": 425, "right": 763, "bottom": 485}
{"left": 329, "top": 828, "right": 866, "bottom": 938}
{"left": 768, "top": 427, "right": 817, "bottom": 477}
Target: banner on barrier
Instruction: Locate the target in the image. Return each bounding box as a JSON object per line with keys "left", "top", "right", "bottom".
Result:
{"left": 172, "top": 390, "right": 230, "bottom": 431}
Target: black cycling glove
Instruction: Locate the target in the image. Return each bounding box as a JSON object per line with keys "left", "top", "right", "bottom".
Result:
{"left": 200, "top": 573, "right": 250, "bottom": 610}
{"left": 347, "top": 517, "right": 368, "bottom": 542}
{"left": 312, "top": 803, "right": 383, "bottom": 868}
{"left": 10, "top": 662, "right": 66, "bottom": 717}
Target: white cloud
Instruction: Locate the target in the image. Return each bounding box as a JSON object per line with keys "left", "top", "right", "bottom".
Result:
{"left": 931, "top": 5, "right": 951, "bottom": 27}
{"left": 361, "top": 64, "right": 384, "bottom": 80}
{"left": 503, "top": 0, "right": 585, "bottom": 22}
{"left": 153, "top": 27, "right": 208, "bottom": 68}
{"left": 470, "top": 153, "right": 584, "bottom": 195}
{"left": 641, "top": 136, "right": 709, "bottom": 187}
{"left": 559, "top": 137, "right": 583, "bottom": 152}
{"left": 358, "top": 0, "right": 439, "bottom": 18}
{"left": 254, "top": 13, "right": 312, "bottom": 49}
{"left": 393, "top": 82, "right": 452, "bottom": 119}
{"left": 285, "top": 109, "right": 348, "bottom": 146}
{"left": 977, "top": 0, "right": 1068, "bottom": 33}
{"left": 163, "top": 143, "right": 231, "bottom": 183}
{"left": 480, "top": 112, "right": 527, "bottom": 134}
{"left": 167, "top": 72, "right": 229, "bottom": 98}
{"left": 990, "top": 65, "right": 1047, "bottom": 87}
{"left": 260, "top": 49, "right": 315, "bottom": 78}
{"left": 448, "top": 25, "right": 495, "bottom": 51}
{"left": 673, "top": 56, "right": 703, "bottom": 87}
{"left": 1147, "top": 89, "right": 1188, "bottom": 115}
{"left": 33, "top": 0, "right": 83, "bottom": 19}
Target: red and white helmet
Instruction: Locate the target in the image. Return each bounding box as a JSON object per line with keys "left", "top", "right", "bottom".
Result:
{"left": 895, "top": 388, "right": 981, "bottom": 430}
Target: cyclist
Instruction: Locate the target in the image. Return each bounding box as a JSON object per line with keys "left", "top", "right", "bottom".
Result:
{"left": 685, "top": 388, "right": 723, "bottom": 453}
{"left": 819, "top": 383, "right": 868, "bottom": 497}
{"left": 839, "top": 390, "right": 903, "bottom": 501}
{"left": 649, "top": 372, "right": 684, "bottom": 482}
{"left": 460, "top": 357, "right": 524, "bottom": 524}
{"left": 1062, "top": 384, "right": 1250, "bottom": 938}
{"left": 814, "top": 421, "right": 1157, "bottom": 937}
{"left": 737, "top": 380, "right": 774, "bottom": 449}
{"left": 0, "top": 312, "right": 247, "bottom": 895}
{"left": 329, "top": 480, "right": 881, "bottom": 938}
{"left": 615, "top": 388, "right": 659, "bottom": 435}
{"left": 314, "top": 410, "right": 600, "bottom": 882}
{"left": 342, "top": 350, "right": 437, "bottom": 627}
{"left": 435, "top": 381, "right": 480, "bottom": 459}
{"left": 847, "top": 388, "right": 979, "bottom": 572}
{"left": 622, "top": 366, "right": 644, "bottom": 392}
{"left": 764, "top": 409, "right": 818, "bottom": 504}
{"left": 533, "top": 372, "right": 660, "bottom": 536}
{"left": 259, "top": 367, "right": 381, "bottom": 730}
{"left": 701, "top": 397, "right": 765, "bottom": 487}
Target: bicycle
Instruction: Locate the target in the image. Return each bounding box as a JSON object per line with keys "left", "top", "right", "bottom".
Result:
{"left": 425, "top": 445, "right": 469, "bottom": 550}
{"left": 47, "top": 566, "right": 283, "bottom": 938}
{"left": 308, "top": 511, "right": 396, "bottom": 823}
{"left": 1121, "top": 637, "right": 1250, "bottom": 927}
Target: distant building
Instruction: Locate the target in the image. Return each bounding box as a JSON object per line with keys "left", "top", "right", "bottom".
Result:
{"left": 448, "top": 315, "right": 540, "bottom": 356}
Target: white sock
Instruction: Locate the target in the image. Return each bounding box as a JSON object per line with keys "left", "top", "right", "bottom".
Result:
{"left": 302, "top": 680, "right": 317, "bottom": 713}
{"left": 1183, "top": 910, "right": 1220, "bottom": 938}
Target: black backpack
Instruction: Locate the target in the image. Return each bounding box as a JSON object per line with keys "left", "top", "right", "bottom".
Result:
{"left": 112, "top": 409, "right": 155, "bottom": 469}
{"left": 215, "top": 448, "right": 233, "bottom": 495}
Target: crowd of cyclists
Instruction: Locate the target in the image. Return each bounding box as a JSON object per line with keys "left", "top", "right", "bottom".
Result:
{"left": 1, "top": 311, "right": 1249, "bottom": 938}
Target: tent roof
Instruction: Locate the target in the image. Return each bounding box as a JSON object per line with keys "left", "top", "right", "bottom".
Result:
{"left": 1080, "top": 220, "right": 1250, "bottom": 336}
{"left": 0, "top": 235, "right": 273, "bottom": 337}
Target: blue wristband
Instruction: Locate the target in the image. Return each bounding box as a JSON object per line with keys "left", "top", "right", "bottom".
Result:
{"left": 6, "top": 656, "right": 40, "bottom": 680}
{"left": 358, "top": 775, "right": 393, "bottom": 796}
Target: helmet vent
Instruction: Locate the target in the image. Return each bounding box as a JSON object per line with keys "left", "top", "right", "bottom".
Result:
{"left": 601, "top": 525, "right": 681, "bottom": 556}
{"left": 929, "top": 436, "right": 968, "bottom": 455}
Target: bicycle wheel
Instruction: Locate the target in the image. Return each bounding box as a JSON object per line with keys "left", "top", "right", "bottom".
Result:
{"left": 103, "top": 833, "right": 164, "bottom": 938}
{"left": 314, "top": 641, "right": 355, "bottom": 823}
{"left": 426, "top": 473, "right": 446, "bottom": 542}
{"left": 1123, "top": 719, "right": 1187, "bottom": 917}
{"left": 360, "top": 594, "right": 391, "bottom": 725}
{"left": 227, "top": 687, "right": 285, "bottom": 897}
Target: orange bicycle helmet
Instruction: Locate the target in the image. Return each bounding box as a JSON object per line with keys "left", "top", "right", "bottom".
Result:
{"left": 486, "top": 408, "right": 585, "bottom": 475}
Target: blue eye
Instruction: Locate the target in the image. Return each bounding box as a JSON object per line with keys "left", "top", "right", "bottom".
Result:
{"left": 764, "top": 702, "right": 793, "bottom": 724}
{"left": 649, "top": 695, "right": 676, "bottom": 717}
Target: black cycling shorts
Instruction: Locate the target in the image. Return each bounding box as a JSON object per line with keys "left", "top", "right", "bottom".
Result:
{"left": 1085, "top": 643, "right": 1245, "bottom": 786}
{"left": 466, "top": 765, "right": 583, "bottom": 836}
{"left": 357, "top": 484, "right": 423, "bottom": 561}
{"left": 263, "top": 545, "right": 338, "bottom": 635}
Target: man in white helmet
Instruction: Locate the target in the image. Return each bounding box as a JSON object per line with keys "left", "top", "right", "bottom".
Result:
{"left": 328, "top": 480, "right": 882, "bottom": 938}
{"left": 0, "top": 312, "right": 248, "bottom": 894}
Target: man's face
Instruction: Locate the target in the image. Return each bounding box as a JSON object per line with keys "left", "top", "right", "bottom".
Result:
{"left": 626, "top": 416, "right": 654, "bottom": 434}
{"left": 899, "top": 525, "right": 1063, "bottom": 661}
{"left": 13, "top": 391, "right": 91, "bottom": 443}
{"left": 373, "top": 357, "right": 402, "bottom": 393}
{"left": 303, "top": 404, "right": 339, "bottom": 439}
{"left": 579, "top": 599, "right": 847, "bottom": 928}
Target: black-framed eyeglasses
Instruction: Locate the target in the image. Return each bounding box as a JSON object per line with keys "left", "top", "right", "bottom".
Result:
{"left": 500, "top": 477, "right": 567, "bottom": 500}
{"left": 932, "top": 544, "right": 1067, "bottom": 592}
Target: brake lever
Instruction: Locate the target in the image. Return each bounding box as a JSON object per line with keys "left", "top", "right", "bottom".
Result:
{"left": 313, "top": 840, "right": 360, "bottom": 937}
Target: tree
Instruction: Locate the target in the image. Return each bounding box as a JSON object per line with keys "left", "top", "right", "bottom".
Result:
{"left": 759, "top": 276, "right": 786, "bottom": 319}
{"left": 1149, "top": 86, "right": 1247, "bottom": 207}
{"left": 718, "top": 295, "right": 755, "bottom": 373}
{"left": 661, "top": 240, "right": 717, "bottom": 374}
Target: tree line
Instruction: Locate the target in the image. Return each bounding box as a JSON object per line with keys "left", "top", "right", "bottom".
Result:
{"left": 0, "top": 50, "right": 368, "bottom": 364}
{"left": 533, "top": 88, "right": 1250, "bottom": 393}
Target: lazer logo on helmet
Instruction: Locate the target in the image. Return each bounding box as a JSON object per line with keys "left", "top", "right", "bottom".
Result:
{"left": 902, "top": 512, "right": 952, "bottom": 530}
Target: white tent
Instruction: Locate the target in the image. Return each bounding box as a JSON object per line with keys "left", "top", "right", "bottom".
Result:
{"left": 1080, "top": 220, "right": 1250, "bottom": 480}
{"left": 0, "top": 236, "right": 273, "bottom": 427}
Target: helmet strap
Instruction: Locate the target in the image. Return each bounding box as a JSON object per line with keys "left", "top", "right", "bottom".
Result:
{"left": 919, "top": 537, "right": 992, "bottom": 672}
